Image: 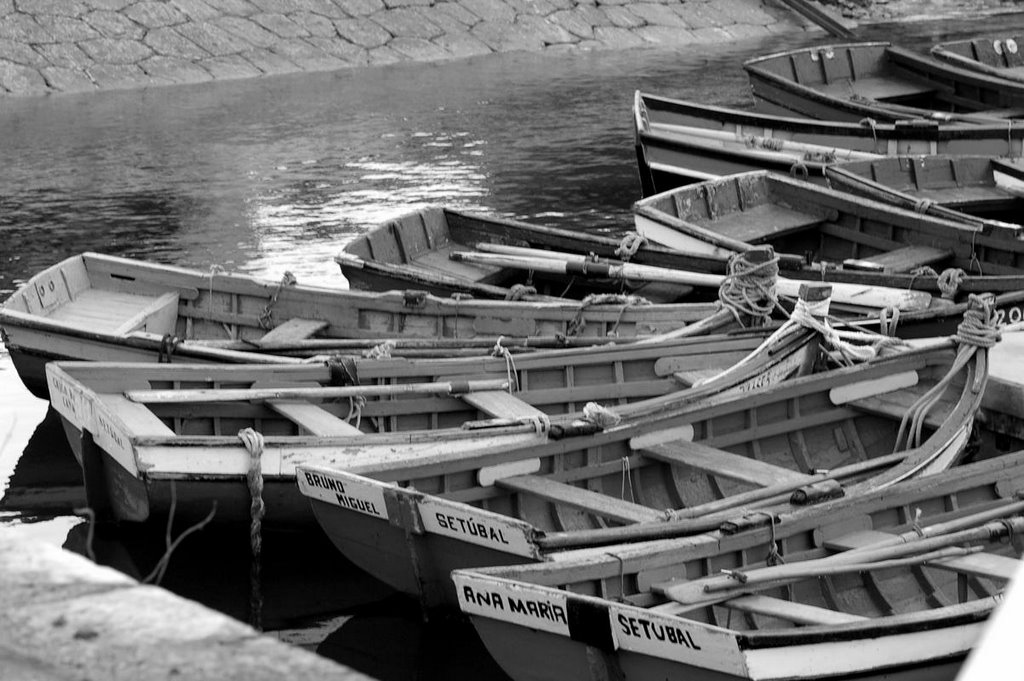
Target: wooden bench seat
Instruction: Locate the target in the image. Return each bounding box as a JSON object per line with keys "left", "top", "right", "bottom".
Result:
{"left": 495, "top": 474, "right": 664, "bottom": 523}
{"left": 639, "top": 440, "right": 812, "bottom": 488}
{"left": 266, "top": 400, "right": 362, "bottom": 436}
{"left": 843, "top": 245, "right": 953, "bottom": 274}
{"left": 254, "top": 318, "right": 329, "bottom": 347}
{"left": 826, "top": 530, "right": 1019, "bottom": 581}
{"left": 461, "top": 390, "right": 547, "bottom": 420}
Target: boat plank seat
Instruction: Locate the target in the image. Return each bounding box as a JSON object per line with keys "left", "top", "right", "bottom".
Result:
{"left": 818, "top": 75, "right": 933, "bottom": 102}
{"left": 842, "top": 245, "right": 953, "bottom": 274}
{"left": 495, "top": 475, "right": 664, "bottom": 523}
{"left": 722, "top": 594, "right": 868, "bottom": 625}
{"left": 826, "top": 530, "right": 1019, "bottom": 581}
{"left": 254, "top": 318, "right": 330, "bottom": 346}
{"left": 97, "top": 394, "right": 175, "bottom": 437}
{"left": 48, "top": 289, "right": 178, "bottom": 334}
{"left": 640, "top": 441, "right": 812, "bottom": 488}
{"left": 461, "top": 390, "right": 547, "bottom": 420}
{"left": 265, "top": 400, "right": 362, "bottom": 436}
{"left": 711, "top": 204, "right": 822, "bottom": 244}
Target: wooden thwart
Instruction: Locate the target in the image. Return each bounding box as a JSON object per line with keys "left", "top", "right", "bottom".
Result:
{"left": 265, "top": 400, "right": 361, "bottom": 436}
{"left": 843, "top": 246, "right": 953, "bottom": 274}
{"left": 495, "top": 475, "right": 664, "bottom": 523}
{"left": 640, "top": 441, "right": 812, "bottom": 488}
{"left": 254, "top": 318, "right": 330, "bottom": 347}
{"left": 461, "top": 390, "right": 547, "bottom": 420}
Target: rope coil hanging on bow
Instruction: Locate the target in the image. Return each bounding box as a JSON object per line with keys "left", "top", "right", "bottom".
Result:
{"left": 717, "top": 249, "right": 779, "bottom": 327}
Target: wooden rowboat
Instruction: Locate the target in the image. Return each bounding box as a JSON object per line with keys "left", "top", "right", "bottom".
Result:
{"left": 824, "top": 155, "right": 1024, "bottom": 230}
{"left": 335, "top": 205, "right": 731, "bottom": 303}
{"left": 297, "top": 307, "right": 1006, "bottom": 608}
{"left": 633, "top": 171, "right": 1024, "bottom": 305}
{"left": 45, "top": 291, "right": 835, "bottom": 527}
{"left": 932, "top": 35, "right": 1024, "bottom": 83}
{"left": 743, "top": 41, "right": 1024, "bottom": 123}
{"left": 633, "top": 92, "right": 1024, "bottom": 196}
{"left": 454, "top": 450, "right": 1024, "bottom": 681}
{"left": 0, "top": 252, "right": 745, "bottom": 399}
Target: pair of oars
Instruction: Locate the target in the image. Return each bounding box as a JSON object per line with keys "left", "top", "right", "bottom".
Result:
{"left": 451, "top": 243, "right": 936, "bottom": 312}
{"left": 654, "top": 499, "right": 1024, "bottom": 611}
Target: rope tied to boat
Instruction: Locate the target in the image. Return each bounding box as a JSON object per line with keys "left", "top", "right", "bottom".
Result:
{"left": 490, "top": 336, "right": 520, "bottom": 393}
{"left": 894, "top": 294, "right": 998, "bottom": 451}
{"left": 879, "top": 306, "right": 901, "bottom": 337}
{"left": 791, "top": 296, "right": 907, "bottom": 365}
{"left": 258, "top": 271, "right": 297, "bottom": 329}
{"left": 505, "top": 283, "right": 537, "bottom": 301}
{"left": 158, "top": 334, "right": 180, "bottom": 363}
{"left": 745, "top": 134, "right": 784, "bottom": 151}
{"left": 564, "top": 293, "right": 651, "bottom": 338}
{"left": 620, "top": 457, "right": 636, "bottom": 503}
{"left": 363, "top": 339, "right": 395, "bottom": 359}
{"left": 913, "top": 198, "right": 935, "bottom": 214}
{"left": 582, "top": 402, "right": 621, "bottom": 429}
{"left": 328, "top": 356, "right": 359, "bottom": 386}
{"left": 207, "top": 264, "right": 225, "bottom": 315}
{"left": 859, "top": 117, "right": 878, "bottom": 144}
{"left": 789, "top": 161, "right": 809, "bottom": 180}
{"left": 938, "top": 268, "right": 966, "bottom": 300}
{"left": 237, "top": 427, "right": 266, "bottom": 631}
{"left": 615, "top": 232, "right": 647, "bottom": 262}
{"left": 717, "top": 249, "right": 779, "bottom": 326}
{"left": 954, "top": 293, "right": 1001, "bottom": 349}
{"left": 346, "top": 395, "right": 365, "bottom": 429}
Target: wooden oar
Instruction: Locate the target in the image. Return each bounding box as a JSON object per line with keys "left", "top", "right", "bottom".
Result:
{"left": 184, "top": 334, "right": 628, "bottom": 353}
{"left": 658, "top": 515, "right": 1024, "bottom": 608}
{"left": 455, "top": 248, "right": 935, "bottom": 312}
{"left": 125, "top": 378, "right": 510, "bottom": 404}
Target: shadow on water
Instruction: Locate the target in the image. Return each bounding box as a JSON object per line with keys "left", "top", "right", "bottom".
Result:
{"left": 6, "top": 11, "right": 1024, "bottom": 678}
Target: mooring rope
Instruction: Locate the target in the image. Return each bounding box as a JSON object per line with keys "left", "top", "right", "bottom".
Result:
{"left": 564, "top": 293, "right": 651, "bottom": 338}
{"left": 717, "top": 249, "right": 779, "bottom": 326}
{"left": 237, "top": 427, "right": 266, "bottom": 631}
{"left": 791, "top": 297, "right": 906, "bottom": 365}
{"left": 258, "top": 271, "right": 297, "bottom": 329}
{"left": 582, "top": 401, "right": 622, "bottom": 429}
{"left": 505, "top": 283, "right": 537, "bottom": 301}
{"left": 615, "top": 232, "right": 647, "bottom": 262}
{"left": 879, "top": 306, "right": 901, "bottom": 337}
{"left": 490, "top": 336, "right": 520, "bottom": 393}
{"left": 620, "top": 457, "right": 636, "bottom": 503}
{"left": 859, "top": 117, "right": 879, "bottom": 144}
{"left": 363, "top": 339, "right": 395, "bottom": 359}
{"left": 158, "top": 334, "right": 180, "bottom": 363}
{"left": 346, "top": 395, "right": 365, "bottom": 429}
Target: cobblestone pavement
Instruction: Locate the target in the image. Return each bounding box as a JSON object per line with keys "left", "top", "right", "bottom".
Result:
{"left": 0, "top": 0, "right": 805, "bottom": 96}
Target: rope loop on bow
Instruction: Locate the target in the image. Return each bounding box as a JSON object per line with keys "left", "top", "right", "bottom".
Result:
{"left": 717, "top": 249, "right": 779, "bottom": 326}
{"left": 615, "top": 232, "right": 647, "bottom": 262}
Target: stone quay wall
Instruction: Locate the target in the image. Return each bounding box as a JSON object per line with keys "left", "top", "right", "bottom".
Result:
{"left": 0, "top": 0, "right": 809, "bottom": 96}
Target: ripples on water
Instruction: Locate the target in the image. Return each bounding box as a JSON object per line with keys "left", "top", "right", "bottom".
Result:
{"left": 3, "top": 11, "right": 1024, "bottom": 679}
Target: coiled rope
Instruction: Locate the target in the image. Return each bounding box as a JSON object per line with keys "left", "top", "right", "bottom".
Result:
{"left": 581, "top": 402, "right": 622, "bottom": 429}
{"left": 894, "top": 294, "right": 1000, "bottom": 451}
{"left": 564, "top": 293, "right": 651, "bottom": 338}
{"left": 909, "top": 266, "right": 968, "bottom": 300}
{"left": 717, "top": 249, "right": 779, "bottom": 326}
{"left": 505, "top": 283, "right": 537, "bottom": 301}
{"left": 363, "top": 339, "right": 395, "bottom": 359}
{"left": 237, "top": 427, "right": 266, "bottom": 631}
{"left": 615, "top": 233, "right": 647, "bottom": 262}
{"left": 259, "top": 271, "right": 297, "bottom": 329}
{"left": 791, "top": 297, "right": 907, "bottom": 365}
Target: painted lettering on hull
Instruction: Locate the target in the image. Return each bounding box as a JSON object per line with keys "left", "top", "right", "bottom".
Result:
{"left": 420, "top": 497, "right": 537, "bottom": 558}
{"left": 297, "top": 468, "right": 389, "bottom": 520}
{"left": 454, "top": 576, "right": 570, "bottom": 636}
{"left": 607, "top": 604, "right": 746, "bottom": 676}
